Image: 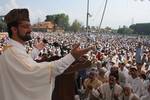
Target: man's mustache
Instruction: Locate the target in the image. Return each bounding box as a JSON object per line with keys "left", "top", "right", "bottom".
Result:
{"left": 23, "top": 32, "right": 32, "bottom": 41}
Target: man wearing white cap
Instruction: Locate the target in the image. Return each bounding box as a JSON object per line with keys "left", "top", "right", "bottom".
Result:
{"left": 83, "top": 67, "right": 102, "bottom": 100}
{"left": 122, "top": 83, "right": 140, "bottom": 100}
{"left": 94, "top": 73, "right": 123, "bottom": 100}
{"left": 128, "top": 66, "right": 145, "bottom": 97}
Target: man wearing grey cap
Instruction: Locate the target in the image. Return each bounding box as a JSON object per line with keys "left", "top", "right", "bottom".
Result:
{"left": 0, "top": 8, "right": 94, "bottom": 100}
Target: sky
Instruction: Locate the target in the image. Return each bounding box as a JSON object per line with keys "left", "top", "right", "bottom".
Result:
{"left": 0, "top": 0, "right": 150, "bottom": 29}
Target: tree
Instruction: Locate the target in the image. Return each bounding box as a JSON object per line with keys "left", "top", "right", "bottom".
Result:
{"left": 117, "top": 26, "right": 134, "bottom": 35}
{"left": 70, "top": 20, "right": 81, "bottom": 32}
{"left": 0, "top": 21, "right": 7, "bottom": 32}
{"left": 45, "top": 13, "right": 70, "bottom": 31}
{"left": 130, "top": 23, "right": 150, "bottom": 35}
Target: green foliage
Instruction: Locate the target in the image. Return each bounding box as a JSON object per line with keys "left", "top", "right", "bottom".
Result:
{"left": 0, "top": 21, "right": 7, "bottom": 32}
{"left": 45, "top": 13, "right": 69, "bottom": 31}
{"left": 117, "top": 26, "right": 134, "bottom": 35}
{"left": 70, "top": 20, "right": 81, "bottom": 32}
{"left": 130, "top": 23, "right": 150, "bottom": 35}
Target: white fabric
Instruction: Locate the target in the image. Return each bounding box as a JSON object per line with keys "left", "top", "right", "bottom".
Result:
{"left": 123, "top": 93, "right": 140, "bottom": 100}
{"left": 91, "top": 88, "right": 101, "bottom": 98}
{"left": 98, "top": 83, "right": 123, "bottom": 100}
{"left": 129, "top": 77, "right": 145, "bottom": 97}
{"left": 141, "top": 93, "right": 150, "bottom": 100}
{"left": 119, "top": 67, "right": 129, "bottom": 78}
{"left": 0, "top": 39, "right": 75, "bottom": 100}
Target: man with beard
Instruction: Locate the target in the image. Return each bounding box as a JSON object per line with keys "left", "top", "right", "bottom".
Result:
{"left": 128, "top": 66, "right": 145, "bottom": 97}
{"left": 122, "top": 83, "right": 140, "bottom": 100}
{"left": 83, "top": 67, "right": 102, "bottom": 100}
{"left": 0, "top": 8, "right": 94, "bottom": 100}
{"left": 93, "top": 73, "right": 123, "bottom": 100}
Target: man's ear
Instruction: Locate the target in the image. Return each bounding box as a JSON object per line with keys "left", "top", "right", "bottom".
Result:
{"left": 11, "top": 26, "right": 17, "bottom": 35}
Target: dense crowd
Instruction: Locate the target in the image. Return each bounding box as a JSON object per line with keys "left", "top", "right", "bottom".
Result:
{"left": 1, "top": 32, "right": 150, "bottom": 100}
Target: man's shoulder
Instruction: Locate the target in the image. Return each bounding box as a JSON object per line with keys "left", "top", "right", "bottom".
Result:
{"left": 3, "top": 44, "right": 13, "bottom": 52}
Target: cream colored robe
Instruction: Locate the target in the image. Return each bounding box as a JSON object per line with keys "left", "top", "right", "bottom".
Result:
{"left": 99, "top": 83, "right": 123, "bottom": 100}
{"left": 0, "top": 39, "right": 75, "bottom": 100}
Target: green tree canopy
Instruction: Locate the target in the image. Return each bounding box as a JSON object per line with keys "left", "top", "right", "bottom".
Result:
{"left": 130, "top": 23, "right": 150, "bottom": 35}
{"left": 45, "top": 13, "right": 69, "bottom": 31}
{"left": 117, "top": 26, "right": 134, "bottom": 35}
{"left": 70, "top": 19, "right": 81, "bottom": 32}
{"left": 0, "top": 21, "right": 7, "bottom": 32}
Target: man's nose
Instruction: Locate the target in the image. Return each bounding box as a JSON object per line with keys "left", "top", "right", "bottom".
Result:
{"left": 28, "top": 26, "right": 32, "bottom": 33}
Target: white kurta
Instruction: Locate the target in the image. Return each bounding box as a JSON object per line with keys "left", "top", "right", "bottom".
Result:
{"left": 141, "top": 93, "right": 150, "bottom": 100}
{"left": 123, "top": 93, "right": 140, "bottom": 100}
{"left": 0, "top": 39, "right": 75, "bottom": 100}
{"left": 129, "top": 77, "right": 145, "bottom": 97}
{"left": 99, "top": 83, "right": 123, "bottom": 100}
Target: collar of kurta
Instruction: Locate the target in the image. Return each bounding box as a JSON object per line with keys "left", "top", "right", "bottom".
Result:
{"left": 8, "top": 39, "right": 26, "bottom": 51}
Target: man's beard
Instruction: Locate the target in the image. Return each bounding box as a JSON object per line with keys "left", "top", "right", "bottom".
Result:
{"left": 18, "top": 32, "right": 32, "bottom": 42}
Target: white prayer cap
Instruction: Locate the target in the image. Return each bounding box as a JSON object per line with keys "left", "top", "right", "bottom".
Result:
{"left": 126, "top": 63, "right": 131, "bottom": 68}
{"left": 88, "top": 67, "right": 98, "bottom": 74}
{"left": 110, "top": 59, "right": 116, "bottom": 64}
{"left": 99, "top": 67, "right": 107, "bottom": 73}
{"left": 146, "top": 49, "right": 149, "bottom": 52}
{"left": 97, "top": 60, "right": 101, "bottom": 65}
{"left": 130, "top": 65, "right": 137, "bottom": 70}
{"left": 118, "top": 60, "right": 125, "bottom": 65}
{"left": 90, "top": 67, "right": 98, "bottom": 71}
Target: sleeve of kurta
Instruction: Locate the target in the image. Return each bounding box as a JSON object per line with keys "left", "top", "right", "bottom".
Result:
{"left": 3, "top": 47, "right": 75, "bottom": 85}
{"left": 50, "top": 53, "right": 75, "bottom": 77}
{"left": 30, "top": 47, "right": 75, "bottom": 77}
